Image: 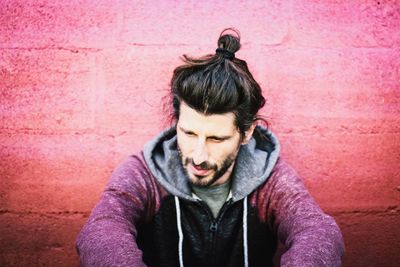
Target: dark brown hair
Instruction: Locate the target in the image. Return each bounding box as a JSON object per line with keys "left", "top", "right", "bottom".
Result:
{"left": 170, "top": 28, "right": 266, "bottom": 136}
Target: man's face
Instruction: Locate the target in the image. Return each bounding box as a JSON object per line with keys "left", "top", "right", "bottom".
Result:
{"left": 176, "top": 101, "right": 243, "bottom": 187}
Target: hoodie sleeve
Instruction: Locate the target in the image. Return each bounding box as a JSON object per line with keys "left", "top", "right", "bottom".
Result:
{"left": 76, "top": 154, "right": 159, "bottom": 267}
{"left": 261, "top": 159, "right": 345, "bottom": 267}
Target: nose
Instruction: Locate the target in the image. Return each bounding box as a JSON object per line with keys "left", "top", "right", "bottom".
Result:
{"left": 192, "top": 138, "right": 208, "bottom": 165}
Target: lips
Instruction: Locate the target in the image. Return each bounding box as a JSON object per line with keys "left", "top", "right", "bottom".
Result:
{"left": 189, "top": 163, "right": 211, "bottom": 177}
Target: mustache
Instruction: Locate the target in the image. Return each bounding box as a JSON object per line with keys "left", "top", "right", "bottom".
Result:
{"left": 184, "top": 158, "right": 217, "bottom": 171}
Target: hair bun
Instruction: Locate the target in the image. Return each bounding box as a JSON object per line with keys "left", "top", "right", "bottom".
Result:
{"left": 217, "top": 28, "right": 241, "bottom": 54}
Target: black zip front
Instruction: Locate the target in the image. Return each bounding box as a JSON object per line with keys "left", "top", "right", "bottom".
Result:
{"left": 138, "top": 194, "right": 277, "bottom": 267}
{"left": 196, "top": 198, "right": 234, "bottom": 267}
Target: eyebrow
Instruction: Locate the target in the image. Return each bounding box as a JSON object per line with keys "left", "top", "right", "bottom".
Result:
{"left": 178, "top": 126, "right": 232, "bottom": 140}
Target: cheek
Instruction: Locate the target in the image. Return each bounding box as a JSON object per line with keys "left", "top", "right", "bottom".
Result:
{"left": 177, "top": 134, "right": 194, "bottom": 156}
{"left": 209, "top": 143, "right": 239, "bottom": 164}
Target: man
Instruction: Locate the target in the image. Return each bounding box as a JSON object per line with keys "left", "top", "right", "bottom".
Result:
{"left": 76, "top": 29, "right": 344, "bottom": 267}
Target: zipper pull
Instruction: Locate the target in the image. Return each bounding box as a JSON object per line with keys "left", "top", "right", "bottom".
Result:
{"left": 209, "top": 222, "right": 218, "bottom": 232}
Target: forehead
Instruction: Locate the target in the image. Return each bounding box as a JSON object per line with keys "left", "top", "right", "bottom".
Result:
{"left": 178, "top": 102, "right": 238, "bottom": 136}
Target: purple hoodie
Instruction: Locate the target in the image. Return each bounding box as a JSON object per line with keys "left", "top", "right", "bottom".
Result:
{"left": 76, "top": 126, "right": 344, "bottom": 266}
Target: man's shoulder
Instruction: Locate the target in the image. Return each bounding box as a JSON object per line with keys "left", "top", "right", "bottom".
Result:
{"left": 271, "top": 157, "right": 298, "bottom": 175}
{"left": 118, "top": 151, "right": 148, "bottom": 169}
{"left": 256, "top": 157, "right": 303, "bottom": 191}
{"left": 109, "top": 152, "right": 153, "bottom": 183}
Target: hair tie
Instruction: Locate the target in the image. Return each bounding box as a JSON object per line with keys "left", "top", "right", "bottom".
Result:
{"left": 216, "top": 48, "right": 235, "bottom": 60}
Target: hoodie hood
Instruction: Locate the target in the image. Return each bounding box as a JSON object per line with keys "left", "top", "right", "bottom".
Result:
{"left": 143, "top": 125, "right": 280, "bottom": 202}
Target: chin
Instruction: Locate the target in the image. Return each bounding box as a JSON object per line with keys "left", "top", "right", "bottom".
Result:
{"left": 189, "top": 175, "right": 213, "bottom": 187}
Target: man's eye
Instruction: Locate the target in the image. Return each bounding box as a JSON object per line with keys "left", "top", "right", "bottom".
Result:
{"left": 185, "top": 131, "right": 195, "bottom": 136}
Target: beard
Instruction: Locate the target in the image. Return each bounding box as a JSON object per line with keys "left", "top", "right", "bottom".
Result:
{"left": 181, "top": 153, "right": 237, "bottom": 188}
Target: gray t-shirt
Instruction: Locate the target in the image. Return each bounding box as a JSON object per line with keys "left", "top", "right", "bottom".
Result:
{"left": 191, "top": 181, "right": 231, "bottom": 218}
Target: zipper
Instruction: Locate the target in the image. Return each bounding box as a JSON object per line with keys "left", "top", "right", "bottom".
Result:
{"left": 196, "top": 199, "right": 233, "bottom": 267}
{"left": 209, "top": 222, "right": 218, "bottom": 232}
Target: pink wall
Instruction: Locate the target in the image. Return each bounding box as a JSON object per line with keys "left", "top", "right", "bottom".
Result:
{"left": 1, "top": 1, "right": 399, "bottom": 266}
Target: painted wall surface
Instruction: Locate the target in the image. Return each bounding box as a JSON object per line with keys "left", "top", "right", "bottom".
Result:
{"left": 1, "top": 1, "right": 399, "bottom": 266}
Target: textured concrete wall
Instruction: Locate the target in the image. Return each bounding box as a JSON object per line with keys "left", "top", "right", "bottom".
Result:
{"left": 1, "top": 1, "right": 399, "bottom": 266}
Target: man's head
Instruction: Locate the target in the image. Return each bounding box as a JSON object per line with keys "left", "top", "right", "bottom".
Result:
{"left": 176, "top": 101, "right": 255, "bottom": 187}
{"left": 170, "top": 28, "right": 266, "bottom": 186}
{"left": 170, "top": 28, "right": 266, "bottom": 137}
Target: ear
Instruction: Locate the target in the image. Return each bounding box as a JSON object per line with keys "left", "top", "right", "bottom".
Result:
{"left": 241, "top": 123, "right": 257, "bottom": 145}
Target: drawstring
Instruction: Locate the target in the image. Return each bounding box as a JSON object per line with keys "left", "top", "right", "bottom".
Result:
{"left": 243, "top": 196, "right": 249, "bottom": 267}
{"left": 175, "top": 195, "right": 248, "bottom": 267}
{"left": 175, "top": 196, "right": 184, "bottom": 267}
